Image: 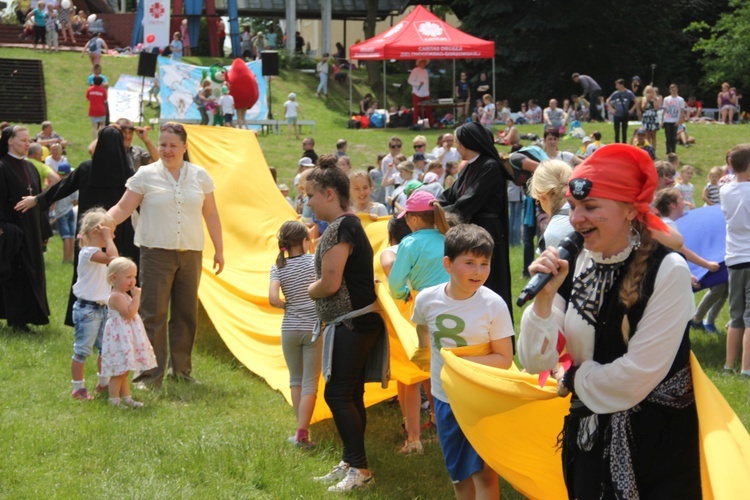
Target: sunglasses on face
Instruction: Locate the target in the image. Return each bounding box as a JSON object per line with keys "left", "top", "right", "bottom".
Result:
{"left": 120, "top": 126, "right": 135, "bottom": 132}
{"left": 390, "top": 144, "right": 401, "bottom": 149}
{"left": 414, "top": 144, "right": 425, "bottom": 149}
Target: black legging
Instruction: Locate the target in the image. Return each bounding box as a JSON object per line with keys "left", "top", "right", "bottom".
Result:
{"left": 324, "top": 323, "right": 382, "bottom": 470}
{"left": 613, "top": 116, "right": 628, "bottom": 143}
{"left": 664, "top": 122, "right": 677, "bottom": 154}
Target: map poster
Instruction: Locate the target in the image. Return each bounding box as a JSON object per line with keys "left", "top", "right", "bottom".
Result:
{"left": 158, "top": 57, "right": 268, "bottom": 125}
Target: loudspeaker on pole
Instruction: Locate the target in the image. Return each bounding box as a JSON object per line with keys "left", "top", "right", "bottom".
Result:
{"left": 137, "top": 52, "right": 158, "bottom": 78}
{"left": 261, "top": 51, "right": 279, "bottom": 76}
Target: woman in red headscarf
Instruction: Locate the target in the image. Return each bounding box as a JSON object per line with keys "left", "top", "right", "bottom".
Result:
{"left": 518, "top": 144, "right": 700, "bottom": 499}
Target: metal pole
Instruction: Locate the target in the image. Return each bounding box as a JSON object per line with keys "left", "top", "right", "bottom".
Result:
{"left": 349, "top": 62, "right": 353, "bottom": 115}
{"left": 383, "top": 59, "right": 387, "bottom": 111}
{"left": 492, "top": 58, "right": 496, "bottom": 107}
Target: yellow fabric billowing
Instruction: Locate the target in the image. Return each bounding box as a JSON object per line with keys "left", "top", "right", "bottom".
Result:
{"left": 690, "top": 353, "right": 750, "bottom": 499}
{"left": 441, "top": 350, "right": 569, "bottom": 499}
{"left": 185, "top": 125, "right": 427, "bottom": 422}
{"left": 442, "top": 349, "right": 750, "bottom": 499}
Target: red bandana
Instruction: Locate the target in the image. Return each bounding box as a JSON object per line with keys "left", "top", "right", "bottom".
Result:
{"left": 567, "top": 144, "right": 669, "bottom": 234}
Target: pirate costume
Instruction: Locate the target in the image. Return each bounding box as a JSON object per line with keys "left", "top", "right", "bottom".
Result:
{"left": 518, "top": 144, "right": 701, "bottom": 499}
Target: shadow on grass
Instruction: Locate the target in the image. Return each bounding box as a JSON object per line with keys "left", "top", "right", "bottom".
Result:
{"left": 194, "top": 303, "right": 243, "bottom": 367}
{"left": 690, "top": 330, "right": 728, "bottom": 369}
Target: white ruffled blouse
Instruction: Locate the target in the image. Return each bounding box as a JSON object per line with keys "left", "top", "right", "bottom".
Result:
{"left": 518, "top": 246, "right": 695, "bottom": 414}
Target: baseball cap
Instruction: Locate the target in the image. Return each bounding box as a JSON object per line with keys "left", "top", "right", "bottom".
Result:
{"left": 423, "top": 172, "right": 439, "bottom": 184}
{"left": 288, "top": 92, "right": 296, "bottom": 100}
{"left": 632, "top": 76, "right": 641, "bottom": 82}
{"left": 398, "top": 190, "right": 436, "bottom": 218}
{"left": 412, "top": 153, "right": 426, "bottom": 162}
{"left": 57, "top": 161, "right": 71, "bottom": 174}
{"left": 298, "top": 157, "right": 314, "bottom": 167}
{"left": 582, "top": 136, "right": 592, "bottom": 144}
{"left": 402, "top": 179, "right": 422, "bottom": 197}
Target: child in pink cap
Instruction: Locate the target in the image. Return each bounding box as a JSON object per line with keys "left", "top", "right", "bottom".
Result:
{"left": 388, "top": 190, "right": 450, "bottom": 455}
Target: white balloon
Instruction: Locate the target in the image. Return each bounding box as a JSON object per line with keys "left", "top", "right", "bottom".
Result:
{"left": 61, "top": 0, "right": 71, "bottom": 9}
{"left": 87, "top": 14, "right": 97, "bottom": 24}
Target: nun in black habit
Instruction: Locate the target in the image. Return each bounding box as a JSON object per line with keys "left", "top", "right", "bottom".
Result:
{"left": 15, "top": 126, "right": 138, "bottom": 325}
{"left": 0, "top": 126, "right": 49, "bottom": 330}
{"left": 438, "top": 122, "right": 514, "bottom": 322}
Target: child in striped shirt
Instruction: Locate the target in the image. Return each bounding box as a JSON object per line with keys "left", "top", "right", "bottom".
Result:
{"left": 702, "top": 166, "right": 722, "bottom": 206}
{"left": 269, "top": 220, "right": 321, "bottom": 448}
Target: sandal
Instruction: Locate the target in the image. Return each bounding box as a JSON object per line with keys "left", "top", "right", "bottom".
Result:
{"left": 398, "top": 440, "right": 424, "bottom": 455}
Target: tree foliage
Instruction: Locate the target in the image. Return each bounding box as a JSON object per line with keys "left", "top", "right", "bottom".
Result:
{"left": 452, "top": 0, "right": 730, "bottom": 105}
{"left": 686, "top": 0, "right": 750, "bottom": 92}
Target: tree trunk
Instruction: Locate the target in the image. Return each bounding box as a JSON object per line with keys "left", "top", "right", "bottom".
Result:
{"left": 364, "top": 0, "right": 379, "bottom": 87}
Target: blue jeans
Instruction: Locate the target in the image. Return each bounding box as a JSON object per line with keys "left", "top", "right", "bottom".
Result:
{"left": 317, "top": 72, "right": 328, "bottom": 96}
{"left": 508, "top": 200, "right": 522, "bottom": 246}
{"left": 56, "top": 209, "right": 76, "bottom": 239}
{"left": 72, "top": 299, "right": 107, "bottom": 362}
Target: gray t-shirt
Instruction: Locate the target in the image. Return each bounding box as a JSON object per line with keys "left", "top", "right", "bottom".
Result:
{"left": 128, "top": 145, "right": 152, "bottom": 172}
{"left": 578, "top": 75, "right": 601, "bottom": 96}
{"left": 608, "top": 90, "right": 636, "bottom": 118}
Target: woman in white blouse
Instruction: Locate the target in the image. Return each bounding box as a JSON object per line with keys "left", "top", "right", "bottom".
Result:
{"left": 109, "top": 122, "right": 223, "bottom": 387}
{"left": 518, "top": 144, "right": 700, "bottom": 499}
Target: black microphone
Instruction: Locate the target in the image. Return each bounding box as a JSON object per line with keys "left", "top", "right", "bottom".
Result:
{"left": 516, "top": 232, "right": 584, "bottom": 307}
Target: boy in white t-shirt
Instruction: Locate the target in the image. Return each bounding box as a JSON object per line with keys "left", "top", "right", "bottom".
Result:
{"left": 283, "top": 92, "right": 302, "bottom": 140}
{"left": 218, "top": 86, "right": 235, "bottom": 127}
{"left": 721, "top": 144, "right": 750, "bottom": 378}
{"left": 412, "top": 224, "right": 514, "bottom": 499}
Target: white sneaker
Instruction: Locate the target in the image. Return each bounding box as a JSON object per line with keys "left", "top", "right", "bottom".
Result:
{"left": 327, "top": 467, "right": 373, "bottom": 492}
{"left": 313, "top": 461, "right": 349, "bottom": 483}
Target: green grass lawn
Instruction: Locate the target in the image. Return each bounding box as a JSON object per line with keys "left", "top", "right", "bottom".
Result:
{"left": 0, "top": 47, "right": 748, "bottom": 498}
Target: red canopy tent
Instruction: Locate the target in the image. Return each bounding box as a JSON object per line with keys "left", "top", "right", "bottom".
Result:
{"left": 348, "top": 5, "right": 496, "bottom": 113}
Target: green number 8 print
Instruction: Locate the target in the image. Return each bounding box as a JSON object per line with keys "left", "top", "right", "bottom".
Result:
{"left": 433, "top": 314, "right": 467, "bottom": 348}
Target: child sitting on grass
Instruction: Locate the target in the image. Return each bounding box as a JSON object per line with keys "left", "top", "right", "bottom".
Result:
{"left": 412, "top": 224, "right": 514, "bottom": 499}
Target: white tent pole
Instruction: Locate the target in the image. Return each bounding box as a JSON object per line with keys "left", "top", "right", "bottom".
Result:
{"left": 383, "top": 60, "right": 387, "bottom": 110}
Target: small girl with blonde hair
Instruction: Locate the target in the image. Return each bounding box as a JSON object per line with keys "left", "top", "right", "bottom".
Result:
{"left": 480, "top": 94, "right": 496, "bottom": 131}
{"left": 70, "top": 208, "right": 119, "bottom": 401}
{"left": 269, "top": 220, "right": 320, "bottom": 447}
{"left": 674, "top": 164, "right": 696, "bottom": 210}
{"left": 101, "top": 257, "right": 157, "bottom": 408}
{"left": 349, "top": 170, "right": 388, "bottom": 220}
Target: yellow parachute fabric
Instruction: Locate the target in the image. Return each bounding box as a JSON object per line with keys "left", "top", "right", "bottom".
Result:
{"left": 442, "top": 349, "right": 750, "bottom": 499}
{"left": 185, "top": 125, "right": 426, "bottom": 423}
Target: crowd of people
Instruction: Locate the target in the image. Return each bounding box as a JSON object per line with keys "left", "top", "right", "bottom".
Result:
{"left": 1, "top": 48, "right": 748, "bottom": 496}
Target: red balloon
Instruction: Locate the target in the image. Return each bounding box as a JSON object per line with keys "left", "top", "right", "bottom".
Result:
{"left": 146, "top": 33, "right": 155, "bottom": 43}
{"left": 226, "top": 58, "right": 259, "bottom": 109}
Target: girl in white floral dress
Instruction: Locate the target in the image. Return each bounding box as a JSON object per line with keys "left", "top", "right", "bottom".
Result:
{"left": 101, "top": 257, "right": 157, "bottom": 408}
